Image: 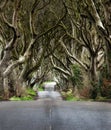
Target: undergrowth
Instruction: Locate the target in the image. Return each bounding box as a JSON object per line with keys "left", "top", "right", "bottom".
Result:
{"left": 9, "top": 88, "right": 36, "bottom": 101}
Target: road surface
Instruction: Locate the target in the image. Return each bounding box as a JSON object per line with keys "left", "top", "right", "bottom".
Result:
{"left": 0, "top": 100, "right": 111, "bottom": 130}
{"left": 37, "top": 81, "right": 62, "bottom": 100}
{"left": 38, "top": 91, "right": 62, "bottom": 100}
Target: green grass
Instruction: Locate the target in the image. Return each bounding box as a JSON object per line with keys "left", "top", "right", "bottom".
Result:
{"left": 10, "top": 95, "right": 34, "bottom": 101}
{"left": 66, "top": 95, "right": 111, "bottom": 102}
{"left": 27, "top": 88, "right": 36, "bottom": 96}
{"left": 10, "top": 96, "right": 22, "bottom": 101}
{"left": 21, "top": 95, "right": 34, "bottom": 100}
{"left": 66, "top": 95, "right": 80, "bottom": 101}
{"left": 38, "top": 87, "right": 44, "bottom": 91}
{"left": 9, "top": 88, "right": 36, "bottom": 101}
{"left": 61, "top": 90, "right": 93, "bottom": 101}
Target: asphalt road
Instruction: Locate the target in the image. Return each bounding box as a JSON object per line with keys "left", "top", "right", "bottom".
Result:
{"left": 0, "top": 100, "right": 111, "bottom": 130}
{"left": 38, "top": 91, "right": 62, "bottom": 100}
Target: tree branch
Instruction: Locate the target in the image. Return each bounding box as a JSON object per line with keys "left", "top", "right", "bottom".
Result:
{"left": 52, "top": 53, "right": 71, "bottom": 74}
{"left": 59, "top": 36, "right": 88, "bottom": 70}
{"left": 59, "top": 23, "right": 83, "bottom": 45}
{"left": 86, "top": 0, "right": 107, "bottom": 36}
{"left": 3, "top": 56, "right": 26, "bottom": 77}
{"left": 50, "top": 56, "right": 71, "bottom": 76}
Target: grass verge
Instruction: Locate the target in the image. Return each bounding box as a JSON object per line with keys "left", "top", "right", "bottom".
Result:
{"left": 9, "top": 88, "right": 36, "bottom": 101}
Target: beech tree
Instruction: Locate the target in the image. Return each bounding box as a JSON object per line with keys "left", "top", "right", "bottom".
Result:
{"left": 0, "top": 0, "right": 111, "bottom": 99}
{"left": 0, "top": 0, "right": 66, "bottom": 99}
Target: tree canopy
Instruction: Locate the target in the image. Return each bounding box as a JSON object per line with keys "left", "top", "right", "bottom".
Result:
{"left": 0, "top": 0, "right": 111, "bottom": 100}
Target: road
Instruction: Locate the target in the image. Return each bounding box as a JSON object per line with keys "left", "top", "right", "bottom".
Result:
{"left": 38, "top": 91, "right": 62, "bottom": 100}
{"left": 0, "top": 100, "right": 111, "bottom": 130}
{"left": 37, "top": 81, "right": 62, "bottom": 100}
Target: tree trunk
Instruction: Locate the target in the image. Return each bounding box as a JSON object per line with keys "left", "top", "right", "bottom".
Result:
{"left": 3, "top": 77, "right": 9, "bottom": 100}
{"left": 89, "top": 55, "right": 98, "bottom": 99}
{"left": 0, "top": 70, "right": 3, "bottom": 98}
{"left": 105, "top": 41, "right": 111, "bottom": 78}
{"left": 90, "top": 56, "right": 98, "bottom": 82}
{"left": 0, "top": 50, "right": 11, "bottom": 98}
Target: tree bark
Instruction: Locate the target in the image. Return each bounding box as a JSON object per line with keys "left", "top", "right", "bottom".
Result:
{"left": 0, "top": 70, "right": 3, "bottom": 98}
{"left": 90, "top": 55, "right": 98, "bottom": 82}
{"left": 3, "top": 77, "right": 9, "bottom": 99}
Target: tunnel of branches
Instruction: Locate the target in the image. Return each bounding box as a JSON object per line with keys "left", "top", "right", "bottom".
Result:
{"left": 0, "top": 0, "right": 111, "bottom": 99}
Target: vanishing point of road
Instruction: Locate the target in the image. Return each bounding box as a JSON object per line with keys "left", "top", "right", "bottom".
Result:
{"left": 0, "top": 100, "right": 111, "bottom": 130}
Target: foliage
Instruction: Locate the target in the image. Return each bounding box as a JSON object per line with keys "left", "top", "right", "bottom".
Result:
{"left": 26, "top": 88, "right": 36, "bottom": 96}
{"left": 9, "top": 88, "right": 36, "bottom": 101}
{"left": 101, "top": 79, "right": 111, "bottom": 98}
{"left": 70, "top": 64, "right": 83, "bottom": 87}
{"left": 101, "top": 64, "right": 110, "bottom": 79}
{"left": 0, "top": 96, "right": 3, "bottom": 101}
{"left": 96, "top": 96, "right": 111, "bottom": 102}
{"left": 0, "top": 0, "right": 111, "bottom": 100}
{"left": 38, "top": 87, "right": 44, "bottom": 91}
{"left": 10, "top": 96, "right": 21, "bottom": 101}
{"left": 61, "top": 89, "right": 89, "bottom": 101}
{"left": 98, "top": 65, "right": 111, "bottom": 98}
{"left": 79, "top": 87, "right": 91, "bottom": 98}
{"left": 9, "top": 95, "right": 34, "bottom": 101}
{"left": 61, "top": 89, "right": 80, "bottom": 101}
{"left": 66, "top": 95, "right": 80, "bottom": 101}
